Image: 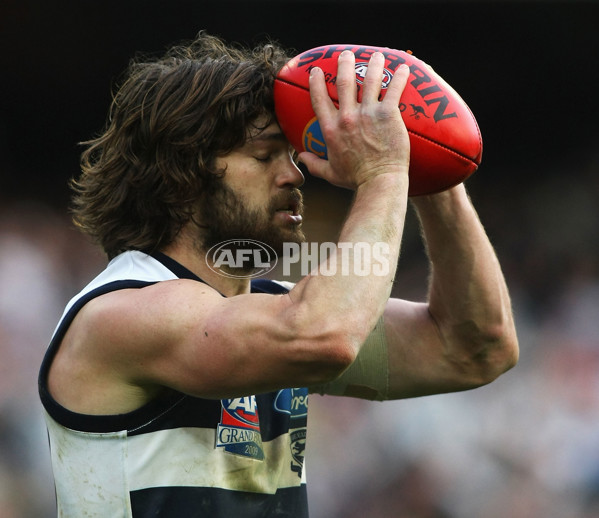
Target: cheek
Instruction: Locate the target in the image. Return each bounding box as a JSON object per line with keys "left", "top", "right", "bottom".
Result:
{"left": 229, "top": 178, "right": 272, "bottom": 213}
{"left": 215, "top": 155, "right": 275, "bottom": 208}
{"left": 234, "top": 171, "right": 273, "bottom": 202}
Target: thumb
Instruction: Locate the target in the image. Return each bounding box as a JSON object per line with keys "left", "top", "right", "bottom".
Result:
{"left": 297, "top": 151, "right": 328, "bottom": 179}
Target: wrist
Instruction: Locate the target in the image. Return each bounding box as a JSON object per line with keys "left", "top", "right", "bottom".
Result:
{"left": 356, "top": 168, "right": 410, "bottom": 192}
{"left": 411, "top": 183, "right": 469, "bottom": 212}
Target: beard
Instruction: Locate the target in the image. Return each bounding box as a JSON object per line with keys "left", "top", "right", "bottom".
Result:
{"left": 196, "top": 178, "right": 305, "bottom": 272}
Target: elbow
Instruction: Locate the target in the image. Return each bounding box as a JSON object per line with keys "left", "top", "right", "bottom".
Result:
{"left": 301, "top": 333, "right": 358, "bottom": 385}
{"left": 443, "top": 315, "right": 519, "bottom": 390}
{"left": 284, "top": 300, "right": 363, "bottom": 385}
{"left": 486, "top": 313, "right": 520, "bottom": 369}
{"left": 467, "top": 320, "right": 520, "bottom": 387}
{"left": 285, "top": 326, "right": 359, "bottom": 386}
{"left": 500, "top": 326, "right": 520, "bottom": 372}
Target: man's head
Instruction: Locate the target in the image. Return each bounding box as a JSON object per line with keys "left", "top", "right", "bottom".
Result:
{"left": 72, "top": 32, "right": 293, "bottom": 259}
{"left": 197, "top": 119, "right": 305, "bottom": 266}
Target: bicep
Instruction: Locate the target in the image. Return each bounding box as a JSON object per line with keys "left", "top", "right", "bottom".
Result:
{"left": 93, "top": 280, "right": 344, "bottom": 399}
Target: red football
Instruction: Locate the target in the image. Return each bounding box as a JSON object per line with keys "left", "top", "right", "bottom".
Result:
{"left": 274, "top": 44, "right": 482, "bottom": 196}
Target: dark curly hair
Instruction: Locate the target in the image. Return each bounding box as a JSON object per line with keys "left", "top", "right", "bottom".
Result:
{"left": 71, "top": 32, "right": 291, "bottom": 259}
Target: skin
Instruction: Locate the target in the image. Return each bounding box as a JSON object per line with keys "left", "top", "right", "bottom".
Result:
{"left": 48, "top": 51, "right": 518, "bottom": 415}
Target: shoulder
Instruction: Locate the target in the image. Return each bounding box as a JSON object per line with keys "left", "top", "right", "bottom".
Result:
{"left": 48, "top": 277, "right": 223, "bottom": 414}
{"left": 78, "top": 278, "right": 221, "bottom": 343}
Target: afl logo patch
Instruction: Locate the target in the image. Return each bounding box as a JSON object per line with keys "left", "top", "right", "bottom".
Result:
{"left": 354, "top": 61, "right": 393, "bottom": 89}
{"left": 222, "top": 396, "right": 260, "bottom": 427}
{"left": 302, "top": 117, "right": 327, "bottom": 159}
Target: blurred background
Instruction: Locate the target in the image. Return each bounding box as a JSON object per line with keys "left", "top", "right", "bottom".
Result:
{"left": 1, "top": 0, "right": 598, "bottom": 516}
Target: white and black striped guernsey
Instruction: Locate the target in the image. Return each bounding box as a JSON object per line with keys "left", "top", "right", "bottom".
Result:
{"left": 38, "top": 251, "right": 309, "bottom": 517}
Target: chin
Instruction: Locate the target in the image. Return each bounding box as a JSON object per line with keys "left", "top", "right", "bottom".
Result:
{"left": 268, "top": 228, "right": 305, "bottom": 255}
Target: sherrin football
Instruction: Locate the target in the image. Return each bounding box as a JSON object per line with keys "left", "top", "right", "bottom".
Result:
{"left": 274, "top": 44, "right": 483, "bottom": 196}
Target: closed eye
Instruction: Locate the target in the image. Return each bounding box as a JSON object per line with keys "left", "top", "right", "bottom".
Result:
{"left": 253, "top": 155, "right": 272, "bottom": 163}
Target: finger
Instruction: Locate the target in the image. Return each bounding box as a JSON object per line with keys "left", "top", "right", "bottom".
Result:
{"left": 381, "top": 63, "right": 410, "bottom": 107}
{"left": 335, "top": 50, "right": 358, "bottom": 109}
{"left": 309, "top": 66, "right": 337, "bottom": 121}
{"left": 297, "top": 151, "right": 327, "bottom": 179}
{"left": 360, "top": 52, "right": 385, "bottom": 104}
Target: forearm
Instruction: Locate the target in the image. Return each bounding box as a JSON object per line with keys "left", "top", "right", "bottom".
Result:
{"left": 289, "top": 172, "right": 408, "bottom": 352}
{"left": 412, "top": 184, "right": 518, "bottom": 380}
{"left": 284, "top": 51, "right": 412, "bottom": 373}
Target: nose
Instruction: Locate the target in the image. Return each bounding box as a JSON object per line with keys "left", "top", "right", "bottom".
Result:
{"left": 276, "top": 155, "right": 305, "bottom": 188}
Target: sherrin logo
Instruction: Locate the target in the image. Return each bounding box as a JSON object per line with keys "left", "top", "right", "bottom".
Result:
{"left": 206, "top": 239, "right": 277, "bottom": 279}
{"left": 354, "top": 61, "right": 393, "bottom": 88}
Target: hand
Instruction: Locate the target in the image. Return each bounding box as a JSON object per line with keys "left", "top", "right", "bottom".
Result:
{"left": 298, "top": 51, "right": 411, "bottom": 190}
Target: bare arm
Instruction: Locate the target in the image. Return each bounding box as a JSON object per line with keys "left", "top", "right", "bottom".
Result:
{"left": 383, "top": 184, "right": 518, "bottom": 399}
{"left": 311, "top": 183, "right": 518, "bottom": 400}
{"left": 50, "top": 53, "right": 415, "bottom": 409}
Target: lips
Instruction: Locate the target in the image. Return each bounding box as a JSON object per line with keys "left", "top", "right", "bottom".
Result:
{"left": 275, "top": 191, "right": 302, "bottom": 215}
{"left": 277, "top": 200, "right": 299, "bottom": 216}
{"left": 274, "top": 192, "right": 303, "bottom": 224}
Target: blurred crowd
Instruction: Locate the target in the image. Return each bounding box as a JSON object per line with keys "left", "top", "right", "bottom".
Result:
{"left": 0, "top": 153, "right": 598, "bottom": 517}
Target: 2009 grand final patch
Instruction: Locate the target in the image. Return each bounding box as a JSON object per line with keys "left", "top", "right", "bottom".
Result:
{"left": 216, "top": 396, "right": 264, "bottom": 460}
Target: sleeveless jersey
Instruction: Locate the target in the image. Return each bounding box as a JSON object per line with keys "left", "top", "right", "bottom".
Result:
{"left": 38, "top": 251, "right": 309, "bottom": 517}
